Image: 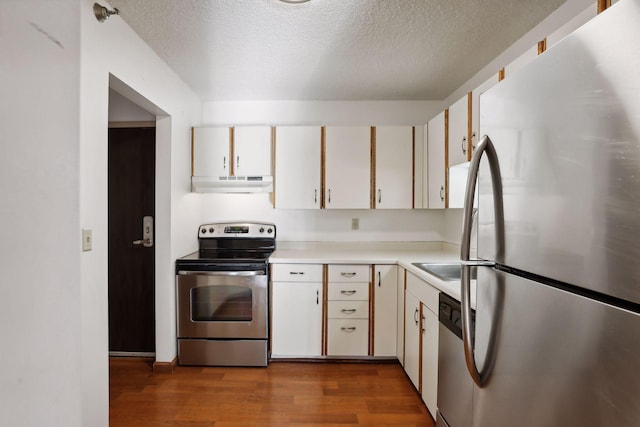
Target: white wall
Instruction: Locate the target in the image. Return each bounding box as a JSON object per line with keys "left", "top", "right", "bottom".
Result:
{"left": 0, "top": 1, "right": 82, "bottom": 426}
{"left": 80, "top": 0, "right": 201, "bottom": 425}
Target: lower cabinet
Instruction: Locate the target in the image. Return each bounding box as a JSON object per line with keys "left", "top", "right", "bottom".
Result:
{"left": 326, "top": 265, "right": 370, "bottom": 356}
{"left": 404, "top": 289, "right": 421, "bottom": 389}
{"left": 421, "top": 302, "right": 439, "bottom": 419}
{"left": 271, "top": 264, "right": 323, "bottom": 357}
{"left": 374, "top": 265, "right": 398, "bottom": 357}
{"left": 404, "top": 272, "right": 440, "bottom": 419}
{"left": 270, "top": 263, "right": 399, "bottom": 360}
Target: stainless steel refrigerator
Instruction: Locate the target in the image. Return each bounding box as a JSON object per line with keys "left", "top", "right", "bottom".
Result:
{"left": 458, "top": 1, "right": 640, "bottom": 426}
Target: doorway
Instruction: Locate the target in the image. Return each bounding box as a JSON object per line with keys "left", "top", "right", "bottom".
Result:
{"left": 108, "top": 126, "right": 156, "bottom": 356}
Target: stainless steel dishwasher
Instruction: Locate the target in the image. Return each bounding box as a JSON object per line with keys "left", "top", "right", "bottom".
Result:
{"left": 436, "top": 292, "right": 475, "bottom": 427}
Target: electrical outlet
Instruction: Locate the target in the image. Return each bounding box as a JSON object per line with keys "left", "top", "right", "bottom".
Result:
{"left": 351, "top": 218, "right": 359, "bottom": 230}
{"left": 82, "top": 229, "right": 92, "bottom": 252}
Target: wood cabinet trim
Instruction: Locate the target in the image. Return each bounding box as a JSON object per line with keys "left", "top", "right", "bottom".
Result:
{"left": 537, "top": 38, "right": 547, "bottom": 55}
{"left": 597, "top": 0, "right": 611, "bottom": 13}
{"left": 498, "top": 68, "right": 505, "bottom": 81}
{"left": 229, "top": 127, "right": 235, "bottom": 176}
{"left": 412, "top": 127, "right": 416, "bottom": 209}
{"left": 370, "top": 127, "right": 377, "bottom": 209}
{"left": 322, "top": 264, "right": 328, "bottom": 355}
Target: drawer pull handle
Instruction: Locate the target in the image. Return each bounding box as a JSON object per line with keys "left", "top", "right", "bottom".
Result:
{"left": 341, "top": 326, "right": 357, "bottom": 333}
{"left": 340, "top": 272, "right": 357, "bottom": 278}
{"left": 341, "top": 309, "right": 356, "bottom": 314}
{"left": 289, "top": 272, "right": 305, "bottom": 275}
{"left": 340, "top": 290, "right": 357, "bottom": 296}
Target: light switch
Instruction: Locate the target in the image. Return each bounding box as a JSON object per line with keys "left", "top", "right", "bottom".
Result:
{"left": 351, "top": 218, "right": 359, "bottom": 230}
{"left": 82, "top": 229, "right": 92, "bottom": 252}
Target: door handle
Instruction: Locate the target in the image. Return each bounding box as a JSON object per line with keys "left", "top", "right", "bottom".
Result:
{"left": 133, "top": 215, "right": 154, "bottom": 248}
{"left": 461, "top": 134, "right": 505, "bottom": 388}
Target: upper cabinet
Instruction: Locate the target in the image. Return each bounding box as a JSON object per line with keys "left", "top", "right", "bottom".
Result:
{"left": 427, "top": 112, "right": 446, "bottom": 209}
{"left": 374, "top": 126, "right": 414, "bottom": 209}
{"left": 447, "top": 93, "right": 471, "bottom": 167}
{"left": 233, "top": 126, "right": 272, "bottom": 176}
{"left": 192, "top": 127, "right": 231, "bottom": 177}
{"left": 274, "top": 126, "right": 322, "bottom": 209}
{"left": 191, "top": 125, "right": 273, "bottom": 192}
{"left": 324, "top": 126, "right": 371, "bottom": 209}
{"left": 471, "top": 73, "right": 500, "bottom": 154}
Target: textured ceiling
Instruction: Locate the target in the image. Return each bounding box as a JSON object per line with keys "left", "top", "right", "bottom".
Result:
{"left": 108, "top": 0, "right": 566, "bottom": 101}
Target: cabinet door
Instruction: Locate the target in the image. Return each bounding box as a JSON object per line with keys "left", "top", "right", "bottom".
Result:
{"left": 275, "top": 126, "right": 321, "bottom": 209}
{"left": 396, "top": 267, "right": 406, "bottom": 366}
{"left": 233, "top": 126, "right": 272, "bottom": 176}
{"left": 373, "top": 265, "right": 398, "bottom": 357}
{"left": 192, "top": 127, "right": 230, "bottom": 177}
{"left": 324, "top": 126, "right": 371, "bottom": 209}
{"left": 404, "top": 289, "right": 421, "bottom": 390}
{"left": 375, "top": 127, "right": 413, "bottom": 209}
{"left": 448, "top": 94, "right": 471, "bottom": 167}
{"left": 427, "top": 112, "right": 446, "bottom": 209}
{"left": 471, "top": 73, "right": 500, "bottom": 157}
{"left": 271, "top": 281, "right": 323, "bottom": 357}
{"left": 421, "top": 304, "right": 439, "bottom": 419}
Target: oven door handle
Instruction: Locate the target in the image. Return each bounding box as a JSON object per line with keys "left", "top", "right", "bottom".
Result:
{"left": 177, "top": 271, "right": 265, "bottom": 276}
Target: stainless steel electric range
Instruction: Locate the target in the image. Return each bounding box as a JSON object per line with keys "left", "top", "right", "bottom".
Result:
{"left": 175, "top": 222, "right": 276, "bottom": 367}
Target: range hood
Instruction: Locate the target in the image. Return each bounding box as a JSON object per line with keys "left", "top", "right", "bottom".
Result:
{"left": 191, "top": 176, "right": 273, "bottom": 193}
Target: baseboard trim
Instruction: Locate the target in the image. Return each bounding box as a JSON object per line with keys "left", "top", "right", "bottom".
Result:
{"left": 270, "top": 356, "right": 399, "bottom": 364}
{"left": 153, "top": 357, "right": 178, "bottom": 374}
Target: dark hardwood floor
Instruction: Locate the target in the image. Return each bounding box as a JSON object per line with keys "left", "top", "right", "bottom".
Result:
{"left": 109, "top": 357, "right": 435, "bottom": 426}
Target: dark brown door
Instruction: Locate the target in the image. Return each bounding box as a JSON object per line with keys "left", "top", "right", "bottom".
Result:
{"left": 108, "top": 127, "right": 156, "bottom": 353}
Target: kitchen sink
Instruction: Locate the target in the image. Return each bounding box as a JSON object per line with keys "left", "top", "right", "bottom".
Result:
{"left": 412, "top": 263, "right": 477, "bottom": 281}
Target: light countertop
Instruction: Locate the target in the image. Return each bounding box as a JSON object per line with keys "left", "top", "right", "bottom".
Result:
{"left": 270, "top": 241, "right": 475, "bottom": 304}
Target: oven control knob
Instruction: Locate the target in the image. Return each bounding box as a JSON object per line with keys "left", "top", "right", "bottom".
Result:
{"left": 209, "top": 228, "right": 214, "bottom": 233}
{"left": 267, "top": 228, "right": 273, "bottom": 234}
{"left": 259, "top": 227, "right": 265, "bottom": 233}
{"left": 201, "top": 228, "right": 206, "bottom": 234}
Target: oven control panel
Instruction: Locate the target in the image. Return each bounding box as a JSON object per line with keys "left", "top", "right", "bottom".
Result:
{"left": 198, "top": 222, "right": 275, "bottom": 238}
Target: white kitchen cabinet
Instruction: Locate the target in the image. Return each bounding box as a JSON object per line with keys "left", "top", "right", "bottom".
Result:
{"left": 374, "top": 126, "right": 413, "bottom": 209}
{"left": 471, "top": 73, "right": 500, "bottom": 156}
{"left": 404, "top": 288, "right": 421, "bottom": 390}
{"left": 427, "top": 112, "right": 446, "bottom": 209}
{"left": 448, "top": 93, "right": 471, "bottom": 167}
{"left": 373, "top": 265, "right": 397, "bottom": 357}
{"left": 396, "top": 267, "right": 406, "bottom": 366}
{"left": 233, "top": 126, "right": 272, "bottom": 176}
{"left": 274, "top": 126, "right": 322, "bottom": 209}
{"left": 404, "top": 271, "right": 440, "bottom": 418}
{"left": 326, "top": 264, "right": 370, "bottom": 356}
{"left": 271, "top": 264, "right": 323, "bottom": 357}
{"left": 421, "top": 302, "right": 439, "bottom": 419}
{"left": 192, "top": 127, "right": 231, "bottom": 177}
{"left": 324, "top": 126, "right": 371, "bottom": 209}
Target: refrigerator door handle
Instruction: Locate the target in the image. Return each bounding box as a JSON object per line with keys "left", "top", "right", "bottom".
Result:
{"left": 460, "top": 134, "right": 505, "bottom": 388}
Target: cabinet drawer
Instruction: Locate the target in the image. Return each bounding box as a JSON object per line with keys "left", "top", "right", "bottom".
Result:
{"left": 327, "top": 282, "right": 370, "bottom": 301}
{"left": 328, "top": 264, "right": 370, "bottom": 282}
{"left": 327, "top": 300, "right": 369, "bottom": 319}
{"left": 327, "top": 319, "right": 369, "bottom": 356}
{"left": 406, "top": 272, "right": 440, "bottom": 315}
{"left": 271, "top": 264, "right": 323, "bottom": 282}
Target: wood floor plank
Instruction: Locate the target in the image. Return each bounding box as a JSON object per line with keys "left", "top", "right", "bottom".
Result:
{"left": 109, "top": 358, "right": 435, "bottom": 426}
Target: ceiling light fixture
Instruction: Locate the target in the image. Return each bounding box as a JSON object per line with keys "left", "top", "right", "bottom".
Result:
{"left": 279, "top": 0, "right": 311, "bottom": 4}
{"left": 93, "top": 2, "right": 119, "bottom": 23}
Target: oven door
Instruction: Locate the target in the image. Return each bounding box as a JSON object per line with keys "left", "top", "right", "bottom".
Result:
{"left": 176, "top": 269, "right": 268, "bottom": 339}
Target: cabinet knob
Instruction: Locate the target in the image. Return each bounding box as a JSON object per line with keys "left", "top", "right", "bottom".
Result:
{"left": 340, "top": 272, "right": 356, "bottom": 278}
{"left": 340, "top": 326, "right": 357, "bottom": 333}
{"left": 341, "top": 308, "right": 357, "bottom": 315}
{"left": 340, "top": 290, "right": 357, "bottom": 296}
{"left": 461, "top": 136, "right": 467, "bottom": 154}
